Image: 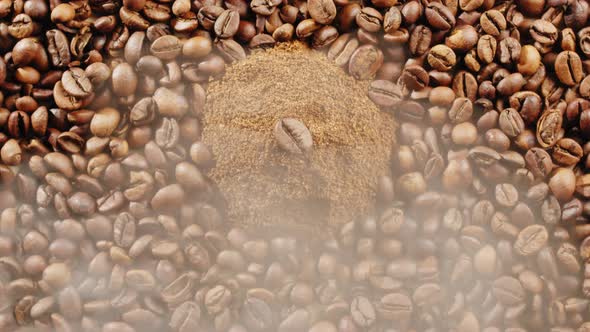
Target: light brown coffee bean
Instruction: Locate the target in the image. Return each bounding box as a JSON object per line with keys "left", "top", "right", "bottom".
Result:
{"left": 514, "top": 224, "right": 548, "bottom": 256}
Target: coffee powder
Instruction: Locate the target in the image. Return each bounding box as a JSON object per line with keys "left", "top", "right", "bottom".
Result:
{"left": 203, "top": 42, "right": 396, "bottom": 233}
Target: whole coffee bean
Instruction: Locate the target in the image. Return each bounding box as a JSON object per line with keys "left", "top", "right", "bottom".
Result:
{"left": 383, "top": 6, "right": 402, "bottom": 33}
{"left": 175, "top": 162, "right": 206, "bottom": 191}
{"left": 274, "top": 118, "right": 313, "bottom": 154}
{"left": 409, "top": 25, "right": 432, "bottom": 56}
{"left": 368, "top": 80, "right": 402, "bottom": 107}
{"left": 445, "top": 25, "right": 478, "bottom": 52}
{"left": 468, "top": 146, "right": 501, "bottom": 167}
{"left": 7, "top": 111, "right": 30, "bottom": 138}
{"left": 480, "top": 10, "right": 506, "bottom": 36}
{"left": 413, "top": 283, "right": 442, "bottom": 307}
{"left": 151, "top": 35, "right": 182, "bottom": 60}
{"left": 553, "top": 138, "right": 583, "bottom": 166}
{"left": 518, "top": 45, "right": 541, "bottom": 76}
{"left": 42, "top": 262, "right": 71, "bottom": 289}
{"left": 53, "top": 82, "right": 82, "bottom": 111}
{"left": 216, "top": 38, "right": 247, "bottom": 63}
{"left": 1, "top": 139, "right": 22, "bottom": 166}
{"left": 451, "top": 122, "right": 477, "bottom": 145}
{"left": 400, "top": 65, "right": 429, "bottom": 90}
{"left": 536, "top": 109, "right": 562, "bottom": 148}
{"left": 514, "top": 224, "right": 548, "bottom": 256}
{"left": 308, "top": 0, "right": 337, "bottom": 24}
{"left": 51, "top": 3, "right": 75, "bottom": 23}
{"left": 183, "top": 36, "right": 212, "bottom": 59}
{"left": 525, "top": 148, "right": 553, "bottom": 178}
{"left": 485, "top": 129, "right": 510, "bottom": 152}
{"left": 312, "top": 25, "right": 339, "bottom": 49}
{"left": 549, "top": 168, "right": 576, "bottom": 202}
{"left": 448, "top": 97, "right": 472, "bottom": 123}
{"left": 492, "top": 276, "right": 525, "bottom": 305}
{"left": 327, "top": 34, "right": 358, "bottom": 67}
{"left": 452, "top": 71, "right": 478, "bottom": 101}
{"left": 67, "top": 192, "right": 96, "bottom": 216}
{"left": 376, "top": 293, "right": 412, "bottom": 321}
{"left": 425, "top": 2, "right": 455, "bottom": 30}
{"left": 498, "top": 108, "right": 524, "bottom": 137}
{"left": 242, "top": 297, "right": 273, "bottom": 330}
{"left": 111, "top": 63, "right": 137, "bottom": 97}
{"left": 497, "top": 37, "right": 521, "bottom": 65}
{"left": 530, "top": 19, "right": 558, "bottom": 45}
{"left": 215, "top": 10, "right": 240, "bottom": 38}
{"left": 151, "top": 184, "right": 185, "bottom": 211}
{"left": 169, "top": 301, "right": 201, "bottom": 331}
{"left": 61, "top": 68, "right": 92, "bottom": 98}
{"left": 497, "top": 73, "right": 525, "bottom": 96}
{"left": 429, "top": 86, "right": 455, "bottom": 106}
{"left": 477, "top": 34, "right": 497, "bottom": 64}
{"left": 350, "top": 296, "right": 376, "bottom": 328}
{"left": 495, "top": 183, "right": 518, "bottom": 208}
{"left": 509, "top": 91, "right": 542, "bottom": 124}
{"left": 356, "top": 7, "right": 383, "bottom": 32}
{"left": 555, "top": 51, "right": 584, "bottom": 86}
{"left": 90, "top": 107, "right": 120, "bottom": 137}
{"left": 113, "top": 213, "right": 136, "bottom": 248}
{"left": 428, "top": 44, "right": 456, "bottom": 72}
{"left": 348, "top": 45, "right": 383, "bottom": 80}
{"left": 153, "top": 87, "right": 189, "bottom": 118}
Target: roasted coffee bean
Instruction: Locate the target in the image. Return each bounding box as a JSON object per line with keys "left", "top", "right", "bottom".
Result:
{"left": 113, "top": 213, "right": 136, "bottom": 248}
{"left": 448, "top": 98, "right": 472, "bottom": 123}
{"left": 509, "top": 91, "right": 542, "bottom": 124}
{"left": 477, "top": 35, "right": 497, "bottom": 64}
{"left": 242, "top": 297, "right": 273, "bottom": 330}
{"left": 216, "top": 38, "right": 246, "bottom": 62}
{"left": 308, "top": 0, "right": 337, "bottom": 24}
{"left": 274, "top": 118, "right": 313, "bottom": 154}
{"left": 409, "top": 25, "right": 432, "bottom": 56}
{"left": 356, "top": 7, "right": 382, "bottom": 33}
{"left": 497, "top": 37, "right": 521, "bottom": 65}
{"left": 452, "top": 71, "right": 477, "bottom": 101}
{"left": 312, "top": 25, "right": 339, "bottom": 49}
{"left": 348, "top": 45, "right": 383, "bottom": 80}
{"left": 498, "top": 108, "right": 524, "bottom": 137}
{"left": 215, "top": 10, "right": 240, "bottom": 38}
{"left": 525, "top": 148, "right": 553, "bottom": 178}
{"left": 46, "top": 29, "right": 70, "bottom": 67}
{"left": 555, "top": 51, "right": 584, "bottom": 86}
{"left": 368, "top": 80, "right": 402, "bottom": 107}
{"left": 383, "top": 7, "right": 402, "bottom": 33}
{"left": 514, "top": 225, "right": 549, "bottom": 256}
{"left": 553, "top": 138, "right": 583, "bottom": 166}
{"left": 351, "top": 295, "right": 376, "bottom": 328}
{"left": 550, "top": 167, "right": 577, "bottom": 202}
{"left": 428, "top": 44, "right": 456, "bottom": 72}
{"left": 536, "top": 109, "right": 563, "bottom": 148}
{"left": 492, "top": 276, "right": 525, "bottom": 305}
{"left": 400, "top": 65, "right": 429, "bottom": 91}
{"left": 150, "top": 35, "right": 182, "bottom": 60}
{"left": 495, "top": 183, "right": 518, "bottom": 208}
{"left": 530, "top": 19, "right": 558, "bottom": 45}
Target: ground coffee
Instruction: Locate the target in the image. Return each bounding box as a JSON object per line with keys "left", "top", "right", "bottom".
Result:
{"left": 203, "top": 42, "right": 396, "bottom": 233}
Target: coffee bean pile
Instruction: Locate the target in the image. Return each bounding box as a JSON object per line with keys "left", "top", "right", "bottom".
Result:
{"left": 0, "top": 0, "right": 588, "bottom": 330}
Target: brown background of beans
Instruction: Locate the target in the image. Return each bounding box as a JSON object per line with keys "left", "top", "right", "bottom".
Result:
{"left": 0, "top": 0, "right": 589, "bottom": 329}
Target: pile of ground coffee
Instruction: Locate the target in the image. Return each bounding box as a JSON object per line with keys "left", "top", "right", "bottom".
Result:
{"left": 203, "top": 42, "right": 396, "bottom": 233}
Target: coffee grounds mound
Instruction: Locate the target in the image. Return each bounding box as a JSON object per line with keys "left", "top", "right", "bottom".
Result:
{"left": 202, "top": 41, "right": 396, "bottom": 233}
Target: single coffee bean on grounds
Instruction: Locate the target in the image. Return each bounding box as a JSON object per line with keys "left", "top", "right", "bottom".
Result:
{"left": 203, "top": 41, "right": 396, "bottom": 233}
